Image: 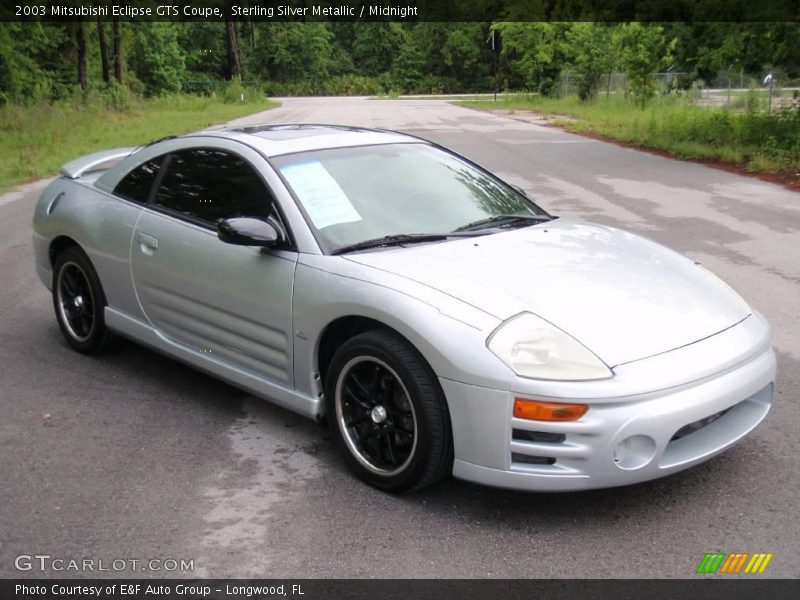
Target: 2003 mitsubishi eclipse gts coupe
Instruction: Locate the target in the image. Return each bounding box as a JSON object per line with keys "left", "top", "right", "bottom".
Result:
{"left": 32, "top": 124, "right": 776, "bottom": 493}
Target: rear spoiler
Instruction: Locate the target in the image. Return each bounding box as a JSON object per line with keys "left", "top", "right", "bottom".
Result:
{"left": 60, "top": 147, "right": 138, "bottom": 179}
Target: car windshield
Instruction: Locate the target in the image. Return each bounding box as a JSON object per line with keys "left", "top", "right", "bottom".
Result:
{"left": 272, "top": 142, "right": 550, "bottom": 253}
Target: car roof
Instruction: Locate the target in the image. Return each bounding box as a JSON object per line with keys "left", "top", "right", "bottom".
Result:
{"left": 188, "top": 124, "right": 422, "bottom": 157}
{"left": 93, "top": 125, "right": 427, "bottom": 194}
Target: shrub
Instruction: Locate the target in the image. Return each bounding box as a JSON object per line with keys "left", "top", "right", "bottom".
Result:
{"left": 222, "top": 76, "right": 246, "bottom": 104}
{"left": 262, "top": 75, "right": 387, "bottom": 97}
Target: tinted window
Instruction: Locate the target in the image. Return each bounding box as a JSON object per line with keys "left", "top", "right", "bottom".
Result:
{"left": 113, "top": 156, "right": 164, "bottom": 202}
{"left": 154, "top": 149, "right": 271, "bottom": 224}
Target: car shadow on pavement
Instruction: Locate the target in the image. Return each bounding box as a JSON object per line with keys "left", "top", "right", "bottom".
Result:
{"left": 94, "top": 336, "right": 767, "bottom": 533}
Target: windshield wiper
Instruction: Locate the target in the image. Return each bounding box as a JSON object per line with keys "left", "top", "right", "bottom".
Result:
{"left": 332, "top": 233, "right": 477, "bottom": 255}
{"left": 452, "top": 213, "right": 554, "bottom": 233}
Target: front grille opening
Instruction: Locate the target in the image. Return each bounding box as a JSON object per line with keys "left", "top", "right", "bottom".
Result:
{"left": 512, "top": 429, "right": 566, "bottom": 444}
{"left": 511, "top": 453, "right": 556, "bottom": 465}
{"left": 670, "top": 407, "right": 732, "bottom": 442}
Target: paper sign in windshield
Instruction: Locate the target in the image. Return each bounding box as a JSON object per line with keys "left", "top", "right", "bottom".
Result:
{"left": 281, "top": 160, "right": 361, "bottom": 230}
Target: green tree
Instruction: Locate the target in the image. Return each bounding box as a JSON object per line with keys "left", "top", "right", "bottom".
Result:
{"left": 409, "top": 23, "right": 492, "bottom": 92}
{"left": 391, "top": 37, "right": 426, "bottom": 93}
{"left": 441, "top": 24, "right": 486, "bottom": 90}
{"left": 0, "top": 23, "right": 47, "bottom": 102}
{"left": 0, "top": 23, "right": 74, "bottom": 102}
{"left": 616, "top": 23, "right": 675, "bottom": 105}
{"left": 352, "top": 23, "right": 404, "bottom": 77}
{"left": 4, "top": 18, "right": 800, "bottom": 103}
{"left": 178, "top": 22, "right": 227, "bottom": 93}
{"left": 566, "top": 23, "right": 616, "bottom": 100}
{"left": 492, "top": 22, "right": 570, "bottom": 95}
{"left": 251, "top": 23, "right": 333, "bottom": 84}
{"left": 128, "top": 23, "right": 186, "bottom": 96}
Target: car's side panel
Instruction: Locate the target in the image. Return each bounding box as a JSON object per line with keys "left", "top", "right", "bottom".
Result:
{"left": 131, "top": 209, "right": 298, "bottom": 387}
{"left": 291, "top": 255, "right": 508, "bottom": 405}
{"left": 32, "top": 178, "right": 144, "bottom": 321}
{"left": 104, "top": 307, "right": 320, "bottom": 419}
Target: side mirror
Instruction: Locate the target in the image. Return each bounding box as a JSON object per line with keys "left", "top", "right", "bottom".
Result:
{"left": 217, "top": 217, "right": 282, "bottom": 247}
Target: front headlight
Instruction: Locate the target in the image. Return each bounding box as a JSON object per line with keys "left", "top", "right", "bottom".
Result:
{"left": 487, "top": 312, "right": 612, "bottom": 381}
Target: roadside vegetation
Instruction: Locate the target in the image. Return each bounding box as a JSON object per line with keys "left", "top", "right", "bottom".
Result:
{"left": 461, "top": 94, "right": 800, "bottom": 174}
{"left": 4, "top": 21, "right": 799, "bottom": 101}
{"left": 2, "top": 19, "right": 800, "bottom": 189}
{"left": 0, "top": 87, "right": 277, "bottom": 192}
{"left": 456, "top": 22, "right": 800, "bottom": 178}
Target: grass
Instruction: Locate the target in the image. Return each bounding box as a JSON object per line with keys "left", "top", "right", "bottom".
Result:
{"left": 459, "top": 93, "right": 800, "bottom": 175}
{"left": 0, "top": 93, "right": 279, "bottom": 193}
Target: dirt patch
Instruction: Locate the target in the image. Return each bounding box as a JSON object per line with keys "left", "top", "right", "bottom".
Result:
{"left": 485, "top": 108, "right": 577, "bottom": 126}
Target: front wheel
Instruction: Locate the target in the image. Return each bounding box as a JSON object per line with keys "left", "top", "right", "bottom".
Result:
{"left": 325, "top": 329, "right": 453, "bottom": 493}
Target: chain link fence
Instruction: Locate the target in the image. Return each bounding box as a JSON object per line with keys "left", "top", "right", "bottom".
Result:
{"left": 557, "top": 70, "right": 800, "bottom": 112}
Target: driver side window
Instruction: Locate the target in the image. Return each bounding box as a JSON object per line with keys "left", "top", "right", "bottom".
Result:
{"left": 153, "top": 148, "right": 273, "bottom": 226}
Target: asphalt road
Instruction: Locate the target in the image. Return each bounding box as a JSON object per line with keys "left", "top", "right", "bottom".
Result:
{"left": 2, "top": 97, "right": 798, "bottom": 579}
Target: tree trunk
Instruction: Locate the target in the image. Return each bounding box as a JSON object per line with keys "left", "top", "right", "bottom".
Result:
{"left": 225, "top": 1, "right": 242, "bottom": 80}
{"left": 112, "top": 17, "right": 122, "bottom": 83}
{"left": 76, "top": 20, "right": 88, "bottom": 89}
{"left": 97, "top": 17, "right": 110, "bottom": 83}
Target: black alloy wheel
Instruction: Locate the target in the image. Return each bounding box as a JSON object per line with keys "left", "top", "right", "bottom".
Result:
{"left": 325, "top": 329, "right": 453, "bottom": 493}
{"left": 52, "top": 246, "right": 120, "bottom": 354}
{"left": 336, "top": 356, "right": 418, "bottom": 476}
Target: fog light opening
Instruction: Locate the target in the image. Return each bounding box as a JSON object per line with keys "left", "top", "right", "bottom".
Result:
{"left": 613, "top": 435, "right": 657, "bottom": 470}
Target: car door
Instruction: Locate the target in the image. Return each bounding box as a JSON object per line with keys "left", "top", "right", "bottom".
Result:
{"left": 130, "top": 144, "right": 298, "bottom": 387}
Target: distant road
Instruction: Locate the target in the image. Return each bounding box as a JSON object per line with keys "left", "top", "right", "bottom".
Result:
{"left": 2, "top": 96, "right": 798, "bottom": 578}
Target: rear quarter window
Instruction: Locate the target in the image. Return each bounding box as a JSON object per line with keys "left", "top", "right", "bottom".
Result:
{"left": 113, "top": 156, "right": 165, "bottom": 203}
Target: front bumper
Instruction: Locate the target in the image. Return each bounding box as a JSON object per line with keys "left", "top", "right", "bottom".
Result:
{"left": 441, "top": 319, "right": 776, "bottom": 492}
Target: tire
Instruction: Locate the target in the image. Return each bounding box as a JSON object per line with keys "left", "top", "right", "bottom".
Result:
{"left": 325, "top": 328, "right": 453, "bottom": 493}
{"left": 52, "top": 246, "right": 121, "bottom": 354}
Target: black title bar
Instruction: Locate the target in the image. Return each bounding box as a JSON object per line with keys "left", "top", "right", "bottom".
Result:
{"left": 4, "top": 579, "right": 800, "bottom": 600}
{"left": 2, "top": 0, "right": 800, "bottom": 22}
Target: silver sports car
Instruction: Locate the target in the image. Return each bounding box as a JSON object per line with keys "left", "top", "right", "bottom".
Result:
{"left": 32, "top": 124, "right": 776, "bottom": 493}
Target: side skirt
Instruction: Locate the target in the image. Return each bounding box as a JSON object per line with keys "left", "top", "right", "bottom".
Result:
{"left": 105, "top": 307, "right": 323, "bottom": 420}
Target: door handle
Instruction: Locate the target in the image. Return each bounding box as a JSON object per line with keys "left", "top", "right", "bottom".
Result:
{"left": 137, "top": 232, "right": 159, "bottom": 255}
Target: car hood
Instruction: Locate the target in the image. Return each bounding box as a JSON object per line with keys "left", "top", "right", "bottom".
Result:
{"left": 345, "top": 219, "right": 751, "bottom": 367}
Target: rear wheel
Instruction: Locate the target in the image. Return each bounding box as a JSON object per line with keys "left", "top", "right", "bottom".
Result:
{"left": 52, "top": 246, "right": 120, "bottom": 354}
{"left": 325, "top": 329, "right": 453, "bottom": 492}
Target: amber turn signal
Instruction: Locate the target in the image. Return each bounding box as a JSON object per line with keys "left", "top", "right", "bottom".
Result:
{"left": 513, "top": 398, "right": 588, "bottom": 422}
